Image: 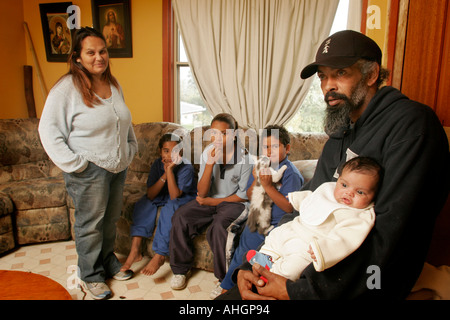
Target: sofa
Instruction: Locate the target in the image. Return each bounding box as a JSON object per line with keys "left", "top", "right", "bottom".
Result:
{"left": 0, "top": 118, "right": 328, "bottom": 272}
{"left": 0, "top": 118, "right": 69, "bottom": 253}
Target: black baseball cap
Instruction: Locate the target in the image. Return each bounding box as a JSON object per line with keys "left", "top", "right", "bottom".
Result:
{"left": 300, "top": 30, "right": 382, "bottom": 79}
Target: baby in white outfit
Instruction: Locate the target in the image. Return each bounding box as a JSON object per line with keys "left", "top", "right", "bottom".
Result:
{"left": 247, "top": 157, "right": 382, "bottom": 281}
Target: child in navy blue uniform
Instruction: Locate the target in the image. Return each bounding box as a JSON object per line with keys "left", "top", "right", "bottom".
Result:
{"left": 121, "top": 133, "right": 196, "bottom": 275}
{"left": 217, "top": 125, "right": 304, "bottom": 297}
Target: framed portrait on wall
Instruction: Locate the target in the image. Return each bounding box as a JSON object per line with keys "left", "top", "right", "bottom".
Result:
{"left": 92, "top": 0, "right": 133, "bottom": 58}
{"left": 39, "top": 2, "right": 74, "bottom": 62}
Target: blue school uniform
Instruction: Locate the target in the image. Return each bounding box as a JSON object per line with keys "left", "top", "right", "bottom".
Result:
{"left": 221, "top": 157, "right": 304, "bottom": 289}
{"left": 130, "top": 158, "right": 196, "bottom": 256}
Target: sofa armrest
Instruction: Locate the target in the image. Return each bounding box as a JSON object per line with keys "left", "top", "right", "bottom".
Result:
{"left": 0, "top": 192, "right": 13, "bottom": 218}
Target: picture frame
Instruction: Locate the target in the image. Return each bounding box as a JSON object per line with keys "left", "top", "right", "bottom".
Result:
{"left": 92, "top": 0, "right": 133, "bottom": 58}
{"left": 39, "top": 2, "right": 74, "bottom": 62}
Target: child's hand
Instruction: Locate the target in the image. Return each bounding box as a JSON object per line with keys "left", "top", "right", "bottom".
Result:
{"left": 259, "top": 168, "right": 273, "bottom": 188}
{"left": 196, "top": 195, "right": 216, "bottom": 206}
{"left": 162, "top": 159, "right": 174, "bottom": 172}
{"left": 171, "top": 150, "right": 183, "bottom": 166}
{"left": 206, "top": 146, "right": 222, "bottom": 165}
{"left": 308, "top": 245, "right": 317, "bottom": 262}
{"left": 252, "top": 167, "right": 257, "bottom": 180}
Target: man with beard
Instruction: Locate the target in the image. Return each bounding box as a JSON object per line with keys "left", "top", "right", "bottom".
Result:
{"left": 217, "top": 30, "right": 449, "bottom": 300}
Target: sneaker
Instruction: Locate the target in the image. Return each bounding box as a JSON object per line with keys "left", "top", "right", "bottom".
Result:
{"left": 170, "top": 270, "right": 191, "bottom": 290}
{"left": 83, "top": 281, "right": 112, "bottom": 300}
{"left": 210, "top": 282, "right": 223, "bottom": 300}
{"left": 112, "top": 269, "right": 133, "bottom": 281}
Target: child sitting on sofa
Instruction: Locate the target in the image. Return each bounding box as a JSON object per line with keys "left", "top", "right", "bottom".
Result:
{"left": 247, "top": 156, "right": 381, "bottom": 281}
{"left": 121, "top": 133, "right": 196, "bottom": 275}
{"left": 217, "top": 125, "right": 304, "bottom": 297}
{"left": 169, "top": 113, "right": 253, "bottom": 290}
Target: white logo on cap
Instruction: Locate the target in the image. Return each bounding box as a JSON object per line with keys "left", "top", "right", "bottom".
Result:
{"left": 322, "top": 39, "right": 331, "bottom": 54}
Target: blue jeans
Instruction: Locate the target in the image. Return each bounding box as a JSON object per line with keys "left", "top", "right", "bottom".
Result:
{"left": 64, "top": 162, "right": 127, "bottom": 283}
{"left": 221, "top": 225, "right": 265, "bottom": 290}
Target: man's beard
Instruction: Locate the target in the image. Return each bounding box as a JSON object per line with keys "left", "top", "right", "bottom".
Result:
{"left": 323, "top": 78, "right": 369, "bottom": 136}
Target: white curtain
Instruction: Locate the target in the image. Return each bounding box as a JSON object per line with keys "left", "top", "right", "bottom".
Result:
{"left": 172, "top": 0, "right": 339, "bottom": 130}
{"left": 347, "top": 0, "right": 362, "bottom": 32}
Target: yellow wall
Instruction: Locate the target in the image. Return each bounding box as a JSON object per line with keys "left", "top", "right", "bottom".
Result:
{"left": 0, "top": 0, "right": 163, "bottom": 124}
{"left": 365, "top": 0, "right": 389, "bottom": 67}
{"left": 0, "top": 1, "right": 27, "bottom": 119}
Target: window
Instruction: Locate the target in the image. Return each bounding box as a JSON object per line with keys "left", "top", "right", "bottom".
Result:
{"left": 174, "top": 31, "right": 212, "bottom": 130}
{"left": 168, "top": 0, "right": 349, "bottom": 131}
{"left": 286, "top": 0, "right": 349, "bottom": 133}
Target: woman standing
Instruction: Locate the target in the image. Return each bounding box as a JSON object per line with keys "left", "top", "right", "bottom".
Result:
{"left": 39, "top": 27, "right": 137, "bottom": 300}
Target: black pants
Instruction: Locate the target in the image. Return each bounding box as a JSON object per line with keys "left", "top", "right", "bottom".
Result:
{"left": 169, "top": 199, "right": 245, "bottom": 281}
{"left": 215, "top": 210, "right": 299, "bottom": 300}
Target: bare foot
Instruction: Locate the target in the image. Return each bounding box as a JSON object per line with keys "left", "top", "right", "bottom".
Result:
{"left": 120, "top": 250, "right": 143, "bottom": 272}
{"left": 140, "top": 254, "right": 165, "bottom": 276}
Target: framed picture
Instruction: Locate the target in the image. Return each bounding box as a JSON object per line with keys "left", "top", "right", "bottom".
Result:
{"left": 39, "top": 2, "right": 74, "bottom": 62}
{"left": 92, "top": 0, "right": 133, "bottom": 58}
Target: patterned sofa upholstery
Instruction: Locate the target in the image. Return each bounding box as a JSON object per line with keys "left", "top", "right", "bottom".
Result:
{"left": 113, "top": 123, "right": 328, "bottom": 271}
{"left": 0, "top": 119, "right": 70, "bottom": 251}
{"left": 0, "top": 119, "right": 328, "bottom": 273}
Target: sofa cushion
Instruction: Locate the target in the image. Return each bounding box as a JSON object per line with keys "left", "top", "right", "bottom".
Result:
{"left": 0, "top": 178, "right": 67, "bottom": 210}
{"left": 15, "top": 206, "right": 70, "bottom": 245}
{"left": 0, "top": 178, "right": 70, "bottom": 245}
{"left": 0, "top": 119, "right": 48, "bottom": 166}
{"left": 292, "top": 159, "right": 318, "bottom": 184}
{"left": 288, "top": 132, "right": 328, "bottom": 161}
{"left": 0, "top": 160, "right": 62, "bottom": 184}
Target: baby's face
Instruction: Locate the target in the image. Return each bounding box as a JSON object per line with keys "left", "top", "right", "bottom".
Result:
{"left": 334, "top": 169, "right": 378, "bottom": 209}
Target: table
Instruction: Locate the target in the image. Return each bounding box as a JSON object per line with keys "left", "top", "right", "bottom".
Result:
{"left": 0, "top": 270, "right": 72, "bottom": 300}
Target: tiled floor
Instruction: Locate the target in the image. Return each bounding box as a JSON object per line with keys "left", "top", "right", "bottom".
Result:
{"left": 0, "top": 240, "right": 219, "bottom": 300}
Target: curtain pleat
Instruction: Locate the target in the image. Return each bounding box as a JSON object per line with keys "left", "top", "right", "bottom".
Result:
{"left": 173, "top": 0, "right": 339, "bottom": 130}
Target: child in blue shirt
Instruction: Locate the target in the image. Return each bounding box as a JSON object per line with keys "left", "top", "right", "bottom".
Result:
{"left": 121, "top": 133, "right": 196, "bottom": 275}
{"left": 218, "top": 125, "right": 304, "bottom": 295}
{"left": 169, "top": 113, "right": 253, "bottom": 290}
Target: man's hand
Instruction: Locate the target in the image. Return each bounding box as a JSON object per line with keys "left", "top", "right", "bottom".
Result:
{"left": 237, "top": 264, "right": 289, "bottom": 300}
{"left": 253, "top": 263, "right": 290, "bottom": 300}
{"left": 237, "top": 269, "right": 274, "bottom": 300}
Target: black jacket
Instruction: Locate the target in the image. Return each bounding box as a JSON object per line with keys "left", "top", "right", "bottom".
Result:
{"left": 232, "top": 86, "right": 450, "bottom": 300}
{"left": 286, "top": 86, "right": 450, "bottom": 299}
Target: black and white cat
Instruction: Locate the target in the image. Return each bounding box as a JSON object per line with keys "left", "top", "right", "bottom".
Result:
{"left": 247, "top": 156, "right": 287, "bottom": 235}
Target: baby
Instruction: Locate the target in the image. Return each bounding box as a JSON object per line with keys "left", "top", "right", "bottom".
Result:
{"left": 247, "top": 156, "right": 382, "bottom": 281}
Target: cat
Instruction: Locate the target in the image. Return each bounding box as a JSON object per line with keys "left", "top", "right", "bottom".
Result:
{"left": 247, "top": 155, "right": 287, "bottom": 235}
